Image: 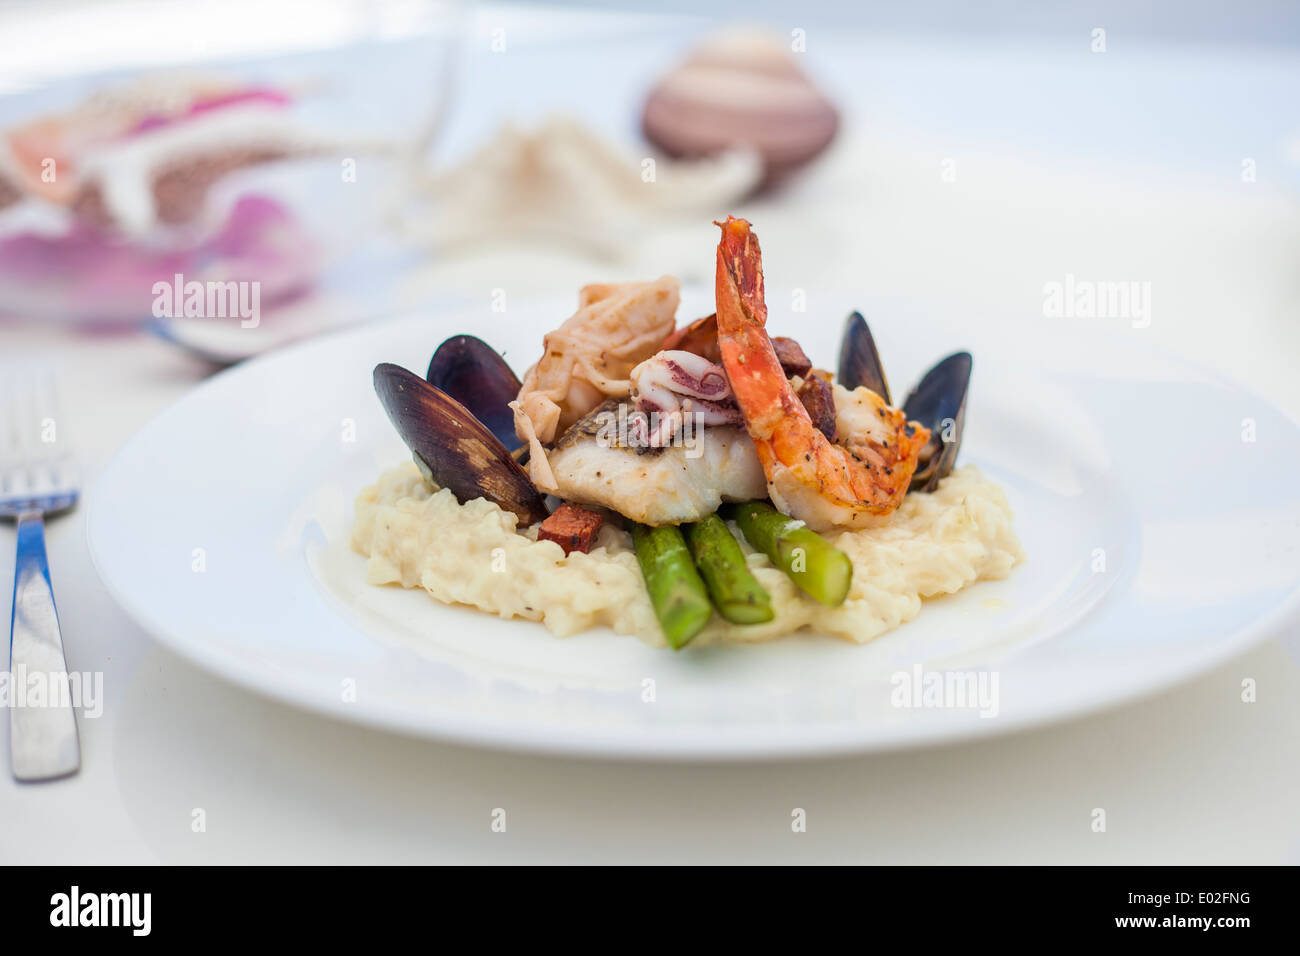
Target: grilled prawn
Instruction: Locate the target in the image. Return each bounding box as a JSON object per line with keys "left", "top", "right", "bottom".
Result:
{"left": 714, "top": 216, "right": 930, "bottom": 531}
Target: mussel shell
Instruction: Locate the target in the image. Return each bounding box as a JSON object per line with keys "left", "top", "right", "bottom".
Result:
{"left": 426, "top": 335, "right": 522, "bottom": 450}
{"left": 902, "top": 352, "right": 972, "bottom": 493}
{"left": 837, "top": 311, "right": 891, "bottom": 404}
{"left": 374, "top": 362, "right": 548, "bottom": 526}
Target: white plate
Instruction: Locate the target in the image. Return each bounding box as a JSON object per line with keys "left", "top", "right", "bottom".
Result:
{"left": 87, "top": 297, "right": 1300, "bottom": 760}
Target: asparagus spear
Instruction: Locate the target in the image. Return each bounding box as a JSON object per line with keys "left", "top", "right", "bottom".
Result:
{"left": 632, "top": 524, "right": 713, "bottom": 649}
{"left": 729, "top": 501, "right": 853, "bottom": 607}
{"left": 683, "top": 515, "right": 774, "bottom": 624}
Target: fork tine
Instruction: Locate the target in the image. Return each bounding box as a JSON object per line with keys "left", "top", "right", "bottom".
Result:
{"left": 0, "top": 363, "right": 77, "bottom": 509}
{"left": 30, "top": 365, "right": 49, "bottom": 447}
{"left": 2, "top": 365, "right": 35, "bottom": 460}
{"left": 0, "top": 368, "right": 17, "bottom": 462}
{"left": 1, "top": 364, "right": 62, "bottom": 460}
{"left": 0, "top": 370, "right": 24, "bottom": 476}
{"left": 39, "top": 366, "right": 62, "bottom": 458}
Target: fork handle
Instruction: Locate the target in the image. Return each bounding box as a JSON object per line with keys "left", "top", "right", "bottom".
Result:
{"left": 9, "top": 510, "right": 80, "bottom": 780}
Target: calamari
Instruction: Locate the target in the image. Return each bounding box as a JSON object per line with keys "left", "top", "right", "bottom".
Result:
{"left": 511, "top": 276, "right": 679, "bottom": 490}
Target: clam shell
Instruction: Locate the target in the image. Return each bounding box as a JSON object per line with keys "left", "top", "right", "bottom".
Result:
{"left": 641, "top": 29, "right": 839, "bottom": 180}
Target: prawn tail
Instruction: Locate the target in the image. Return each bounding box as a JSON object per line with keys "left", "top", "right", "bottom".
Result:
{"left": 714, "top": 216, "right": 794, "bottom": 436}
{"left": 714, "top": 216, "right": 767, "bottom": 332}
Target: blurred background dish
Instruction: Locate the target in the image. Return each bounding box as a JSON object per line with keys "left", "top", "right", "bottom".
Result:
{"left": 400, "top": 114, "right": 762, "bottom": 260}
{"left": 0, "top": 0, "right": 464, "bottom": 338}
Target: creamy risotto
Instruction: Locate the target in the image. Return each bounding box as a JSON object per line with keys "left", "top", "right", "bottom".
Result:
{"left": 351, "top": 462, "right": 1025, "bottom": 647}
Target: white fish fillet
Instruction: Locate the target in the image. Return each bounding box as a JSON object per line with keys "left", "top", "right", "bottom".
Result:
{"left": 547, "top": 410, "right": 766, "bottom": 526}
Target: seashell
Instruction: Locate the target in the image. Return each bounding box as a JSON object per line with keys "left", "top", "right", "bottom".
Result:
{"left": 837, "top": 311, "right": 891, "bottom": 404}
{"left": 839, "top": 311, "right": 970, "bottom": 493}
{"left": 426, "top": 335, "right": 522, "bottom": 450}
{"left": 902, "top": 352, "right": 972, "bottom": 493}
{"left": 373, "top": 362, "right": 548, "bottom": 526}
{"left": 641, "top": 29, "right": 840, "bottom": 180}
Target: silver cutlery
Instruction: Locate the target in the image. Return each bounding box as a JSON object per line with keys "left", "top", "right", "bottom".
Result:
{"left": 0, "top": 366, "right": 80, "bottom": 781}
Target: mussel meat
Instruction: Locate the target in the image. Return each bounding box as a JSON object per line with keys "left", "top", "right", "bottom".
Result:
{"left": 373, "top": 362, "right": 548, "bottom": 526}
{"left": 902, "top": 352, "right": 971, "bottom": 493}
{"left": 426, "top": 334, "right": 522, "bottom": 450}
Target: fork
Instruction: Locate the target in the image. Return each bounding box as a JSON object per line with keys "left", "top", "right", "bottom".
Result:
{"left": 1, "top": 366, "right": 80, "bottom": 781}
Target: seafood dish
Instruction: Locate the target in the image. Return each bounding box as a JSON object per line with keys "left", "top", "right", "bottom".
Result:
{"left": 352, "top": 218, "right": 1024, "bottom": 649}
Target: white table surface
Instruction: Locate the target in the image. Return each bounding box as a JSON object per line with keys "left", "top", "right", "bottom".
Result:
{"left": 2, "top": 2, "right": 1299, "bottom": 864}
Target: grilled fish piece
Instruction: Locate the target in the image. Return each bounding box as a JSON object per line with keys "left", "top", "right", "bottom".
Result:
{"left": 547, "top": 400, "right": 766, "bottom": 526}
